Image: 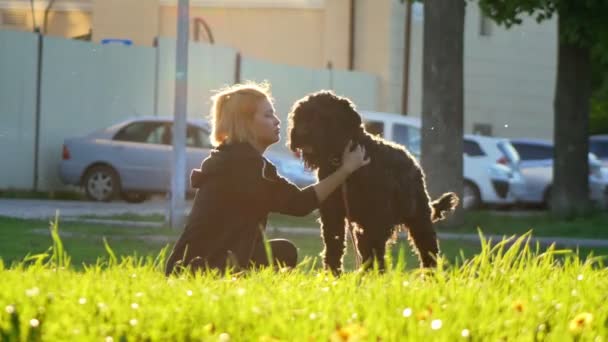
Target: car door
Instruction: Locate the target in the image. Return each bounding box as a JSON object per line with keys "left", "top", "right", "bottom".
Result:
{"left": 511, "top": 142, "right": 553, "bottom": 202}
{"left": 111, "top": 121, "right": 172, "bottom": 192}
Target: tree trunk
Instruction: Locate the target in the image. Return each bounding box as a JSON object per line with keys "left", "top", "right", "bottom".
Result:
{"left": 551, "top": 16, "right": 592, "bottom": 218}
{"left": 421, "top": 0, "right": 465, "bottom": 226}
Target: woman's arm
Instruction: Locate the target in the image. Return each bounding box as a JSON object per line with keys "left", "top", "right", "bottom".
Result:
{"left": 312, "top": 141, "right": 370, "bottom": 203}
{"left": 267, "top": 141, "right": 370, "bottom": 216}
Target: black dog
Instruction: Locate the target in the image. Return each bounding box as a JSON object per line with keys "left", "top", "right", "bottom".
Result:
{"left": 288, "top": 91, "right": 459, "bottom": 273}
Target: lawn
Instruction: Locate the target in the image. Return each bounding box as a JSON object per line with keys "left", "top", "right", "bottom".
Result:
{"left": 78, "top": 210, "right": 608, "bottom": 239}
{"left": 1, "top": 221, "right": 607, "bottom": 340}
{"left": 2, "top": 213, "right": 608, "bottom": 269}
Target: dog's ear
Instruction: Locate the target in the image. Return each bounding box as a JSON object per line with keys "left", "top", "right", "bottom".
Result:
{"left": 343, "top": 108, "right": 362, "bottom": 133}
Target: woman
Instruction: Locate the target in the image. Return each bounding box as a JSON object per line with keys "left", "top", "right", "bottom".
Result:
{"left": 165, "top": 83, "right": 369, "bottom": 275}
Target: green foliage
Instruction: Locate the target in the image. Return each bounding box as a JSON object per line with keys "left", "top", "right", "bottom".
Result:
{"left": 475, "top": 0, "right": 608, "bottom": 50}
{"left": 591, "top": 49, "right": 608, "bottom": 134}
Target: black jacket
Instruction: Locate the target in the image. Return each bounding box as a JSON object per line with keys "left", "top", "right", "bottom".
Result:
{"left": 165, "top": 142, "right": 318, "bottom": 275}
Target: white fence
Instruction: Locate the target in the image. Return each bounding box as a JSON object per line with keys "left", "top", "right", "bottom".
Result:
{"left": 0, "top": 29, "right": 379, "bottom": 191}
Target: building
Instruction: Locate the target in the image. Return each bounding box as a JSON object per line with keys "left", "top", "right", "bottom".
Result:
{"left": 0, "top": 0, "right": 557, "bottom": 139}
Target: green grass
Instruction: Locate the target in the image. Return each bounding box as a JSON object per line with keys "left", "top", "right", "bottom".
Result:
{"left": 2, "top": 214, "right": 608, "bottom": 270}
{"left": 76, "top": 210, "right": 608, "bottom": 239}
{"left": 1, "top": 219, "right": 607, "bottom": 340}
{"left": 0, "top": 190, "right": 85, "bottom": 201}
{"left": 453, "top": 210, "right": 608, "bottom": 238}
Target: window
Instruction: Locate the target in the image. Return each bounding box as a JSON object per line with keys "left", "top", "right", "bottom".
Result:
{"left": 394, "top": 123, "right": 421, "bottom": 155}
{"left": 479, "top": 13, "right": 492, "bottom": 36}
{"left": 186, "top": 125, "right": 212, "bottom": 148}
{"left": 590, "top": 140, "right": 608, "bottom": 159}
{"left": 364, "top": 120, "right": 384, "bottom": 137}
{"left": 1, "top": 12, "right": 27, "bottom": 27}
{"left": 114, "top": 122, "right": 168, "bottom": 144}
{"left": 464, "top": 139, "right": 485, "bottom": 157}
{"left": 512, "top": 143, "right": 553, "bottom": 161}
{"left": 497, "top": 141, "right": 520, "bottom": 164}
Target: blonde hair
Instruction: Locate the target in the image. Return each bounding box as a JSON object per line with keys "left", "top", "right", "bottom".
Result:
{"left": 209, "top": 82, "right": 272, "bottom": 146}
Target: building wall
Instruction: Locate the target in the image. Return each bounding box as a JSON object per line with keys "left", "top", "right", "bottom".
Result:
{"left": 158, "top": 6, "right": 325, "bottom": 68}
{"left": 92, "top": 0, "right": 159, "bottom": 46}
{"left": 351, "top": 0, "right": 392, "bottom": 112}
{"left": 1, "top": 0, "right": 559, "bottom": 140}
{"left": 388, "top": 2, "right": 557, "bottom": 140}
{"left": 0, "top": 4, "right": 91, "bottom": 38}
{"left": 463, "top": 4, "right": 557, "bottom": 140}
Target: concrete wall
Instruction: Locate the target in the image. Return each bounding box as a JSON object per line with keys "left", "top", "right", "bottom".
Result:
{"left": 37, "top": 36, "right": 156, "bottom": 190}
{"left": 0, "top": 30, "right": 38, "bottom": 190}
{"left": 155, "top": 37, "right": 238, "bottom": 119}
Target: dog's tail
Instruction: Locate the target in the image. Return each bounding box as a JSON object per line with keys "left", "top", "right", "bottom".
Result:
{"left": 431, "top": 192, "right": 459, "bottom": 222}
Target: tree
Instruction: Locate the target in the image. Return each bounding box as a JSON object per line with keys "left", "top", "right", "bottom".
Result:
{"left": 420, "top": 0, "right": 466, "bottom": 226}
{"left": 476, "top": 0, "right": 608, "bottom": 217}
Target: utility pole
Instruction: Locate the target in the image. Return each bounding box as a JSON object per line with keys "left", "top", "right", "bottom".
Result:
{"left": 169, "top": 0, "right": 189, "bottom": 229}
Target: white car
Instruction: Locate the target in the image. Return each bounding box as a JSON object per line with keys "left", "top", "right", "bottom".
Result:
{"left": 510, "top": 138, "right": 607, "bottom": 209}
{"left": 359, "top": 111, "right": 526, "bottom": 209}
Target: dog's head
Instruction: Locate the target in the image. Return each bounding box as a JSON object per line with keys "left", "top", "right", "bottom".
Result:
{"left": 287, "top": 91, "right": 362, "bottom": 169}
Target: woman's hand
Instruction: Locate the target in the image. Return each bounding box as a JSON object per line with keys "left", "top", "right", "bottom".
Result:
{"left": 341, "top": 140, "right": 371, "bottom": 173}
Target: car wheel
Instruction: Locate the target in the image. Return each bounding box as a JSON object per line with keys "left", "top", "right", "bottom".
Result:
{"left": 83, "top": 165, "right": 120, "bottom": 202}
{"left": 463, "top": 181, "right": 481, "bottom": 210}
{"left": 121, "top": 192, "right": 149, "bottom": 203}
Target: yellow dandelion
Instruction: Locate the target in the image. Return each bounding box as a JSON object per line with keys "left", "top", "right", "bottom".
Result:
{"left": 512, "top": 300, "right": 525, "bottom": 313}
{"left": 569, "top": 312, "right": 593, "bottom": 335}
{"left": 417, "top": 308, "right": 432, "bottom": 321}
{"left": 203, "top": 323, "right": 215, "bottom": 334}
{"left": 330, "top": 323, "right": 368, "bottom": 342}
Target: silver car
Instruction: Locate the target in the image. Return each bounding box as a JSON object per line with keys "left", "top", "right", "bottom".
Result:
{"left": 59, "top": 116, "right": 315, "bottom": 202}
{"left": 510, "top": 138, "right": 607, "bottom": 209}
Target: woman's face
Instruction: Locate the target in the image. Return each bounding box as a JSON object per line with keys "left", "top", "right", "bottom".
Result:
{"left": 251, "top": 98, "right": 281, "bottom": 149}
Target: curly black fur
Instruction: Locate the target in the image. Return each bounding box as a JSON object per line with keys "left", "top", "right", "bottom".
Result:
{"left": 288, "top": 91, "right": 459, "bottom": 273}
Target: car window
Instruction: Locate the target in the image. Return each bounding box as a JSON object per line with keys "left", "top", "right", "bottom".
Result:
{"left": 590, "top": 140, "right": 608, "bottom": 158}
{"left": 187, "top": 125, "right": 212, "bottom": 148}
{"left": 512, "top": 143, "right": 553, "bottom": 160}
{"left": 463, "top": 139, "right": 485, "bottom": 157}
{"left": 114, "top": 122, "right": 168, "bottom": 144}
{"left": 497, "top": 141, "right": 520, "bottom": 164}
{"left": 394, "top": 123, "right": 420, "bottom": 155}
{"left": 364, "top": 120, "right": 384, "bottom": 137}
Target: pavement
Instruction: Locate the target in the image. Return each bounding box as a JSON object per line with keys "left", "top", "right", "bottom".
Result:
{"left": 0, "top": 197, "right": 187, "bottom": 220}
{"left": 2, "top": 198, "right": 608, "bottom": 248}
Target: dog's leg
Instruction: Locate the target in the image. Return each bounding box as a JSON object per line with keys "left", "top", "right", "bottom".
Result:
{"left": 405, "top": 212, "right": 439, "bottom": 268}
{"left": 355, "top": 224, "right": 392, "bottom": 272}
{"left": 319, "top": 192, "right": 347, "bottom": 275}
